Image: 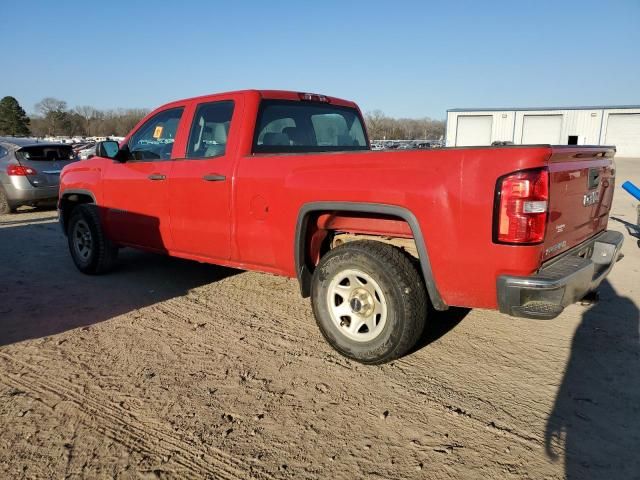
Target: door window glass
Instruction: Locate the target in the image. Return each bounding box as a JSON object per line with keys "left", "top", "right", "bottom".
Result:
{"left": 186, "top": 101, "right": 234, "bottom": 158}
{"left": 128, "top": 107, "right": 184, "bottom": 161}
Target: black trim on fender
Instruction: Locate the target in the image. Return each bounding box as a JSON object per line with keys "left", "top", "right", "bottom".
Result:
{"left": 294, "top": 201, "right": 447, "bottom": 311}
{"left": 58, "top": 189, "right": 97, "bottom": 235}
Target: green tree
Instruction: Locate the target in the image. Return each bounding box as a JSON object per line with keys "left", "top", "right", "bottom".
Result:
{"left": 35, "top": 97, "right": 67, "bottom": 135}
{"left": 0, "top": 96, "right": 31, "bottom": 136}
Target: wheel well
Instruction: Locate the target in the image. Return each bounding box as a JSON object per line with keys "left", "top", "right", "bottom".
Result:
{"left": 304, "top": 211, "right": 416, "bottom": 269}
{"left": 59, "top": 193, "right": 94, "bottom": 233}
{"left": 295, "top": 203, "right": 447, "bottom": 311}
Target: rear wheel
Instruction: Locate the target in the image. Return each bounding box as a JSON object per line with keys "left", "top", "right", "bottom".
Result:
{"left": 0, "top": 190, "right": 15, "bottom": 215}
{"left": 311, "top": 240, "right": 427, "bottom": 364}
{"left": 67, "top": 204, "right": 118, "bottom": 274}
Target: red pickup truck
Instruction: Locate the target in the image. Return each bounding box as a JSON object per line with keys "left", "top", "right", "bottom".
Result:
{"left": 58, "top": 90, "right": 624, "bottom": 364}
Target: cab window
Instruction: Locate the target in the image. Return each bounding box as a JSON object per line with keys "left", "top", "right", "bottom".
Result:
{"left": 186, "top": 101, "right": 234, "bottom": 159}
{"left": 128, "top": 107, "right": 184, "bottom": 161}
{"left": 253, "top": 100, "right": 368, "bottom": 153}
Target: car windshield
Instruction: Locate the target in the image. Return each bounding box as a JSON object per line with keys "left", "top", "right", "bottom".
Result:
{"left": 16, "top": 145, "right": 74, "bottom": 161}
{"left": 253, "top": 100, "right": 369, "bottom": 153}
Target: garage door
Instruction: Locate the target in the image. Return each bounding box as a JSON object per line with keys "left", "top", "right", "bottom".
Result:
{"left": 605, "top": 113, "right": 640, "bottom": 157}
{"left": 455, "top": 115, "right": 492, "bottom": 146}
{"left": 521, "top": 115, "right": 563, "bottom": 144}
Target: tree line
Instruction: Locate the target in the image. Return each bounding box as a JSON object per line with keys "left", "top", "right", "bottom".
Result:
{"left": 0, "top": 96, "right": 149, "bottom": 138}
{"left": 30, "top": 98, "right": 149, "bottom": 137}
{"left": 364, "top": 110, "right": 445, "bottom": 141}
{"left": 0, "top": 96, "right": 446, "bottom": 140}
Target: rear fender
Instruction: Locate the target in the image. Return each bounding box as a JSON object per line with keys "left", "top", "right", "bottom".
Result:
{"left": 294, "top": 201, "right": 447, "bottom": 310}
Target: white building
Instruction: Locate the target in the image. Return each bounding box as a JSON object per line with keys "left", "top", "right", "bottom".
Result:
{"left": 446, "top": 106, "right": 640, "bottom": 157}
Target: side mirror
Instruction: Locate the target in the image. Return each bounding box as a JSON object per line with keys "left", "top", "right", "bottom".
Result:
{"left": 95, "top": 140, "right": 120, "bottom": 159}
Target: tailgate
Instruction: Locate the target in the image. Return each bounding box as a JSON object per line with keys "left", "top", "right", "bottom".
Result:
{"left": 15, "top": 145, "right": 77, "bottom": 188}
{"left": 542, "top": 146, "right": 616, "bottom": 262}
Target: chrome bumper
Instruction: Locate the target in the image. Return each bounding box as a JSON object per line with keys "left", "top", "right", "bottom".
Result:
{"left": 497, "top": 230, "right": 624, "bottom": 319}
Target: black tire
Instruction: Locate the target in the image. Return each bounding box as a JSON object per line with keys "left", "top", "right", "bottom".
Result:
{"left": 67, "top": 204, "right": 118, "bottom": 274}
{"left": 311, "top": 240, "right": 427, "bottom": 364}
{"left": 0, "top": 189, "right": 14, "bottom": 215}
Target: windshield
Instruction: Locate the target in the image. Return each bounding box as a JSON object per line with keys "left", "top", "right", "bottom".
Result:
{"left": 253, "top": 100, "right": 369, "bottom": 153}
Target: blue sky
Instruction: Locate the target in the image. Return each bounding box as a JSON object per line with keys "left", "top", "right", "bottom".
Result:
{"left": 3, "top": 0, "right": 639, "bottom": 119}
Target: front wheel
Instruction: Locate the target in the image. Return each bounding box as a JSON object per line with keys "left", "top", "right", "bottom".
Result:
{"left": 67, "top": 204, "right": 118, "bottom": 274}
{"left": 311, "top": 240, "right": 427, "bottom": 364}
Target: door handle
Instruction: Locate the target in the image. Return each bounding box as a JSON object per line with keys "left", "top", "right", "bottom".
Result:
{"left": 148, "top": 174, "right": 166, "bottom": 181}
{"left": 202, "top": 174, "right": 226, "bottom": 182}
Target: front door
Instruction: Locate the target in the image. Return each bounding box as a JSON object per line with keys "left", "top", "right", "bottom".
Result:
{"left": 102, "top": 107, "right": 185, "bottom": 251}
{"left": 169, "top": 99, "right": 237, "bottom": 260}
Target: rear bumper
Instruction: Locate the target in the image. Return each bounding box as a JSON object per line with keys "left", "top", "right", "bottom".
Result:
{"left": 497, "top": 230, "right": 624, "bottom": 319}
{"left": 2, "top": 178, "right": 59, "bottom": 204}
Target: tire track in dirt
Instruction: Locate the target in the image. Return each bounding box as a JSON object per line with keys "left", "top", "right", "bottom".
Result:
{"left": 0, "top": 352, "right": 276, "bottom": 480}
{"left": 157, "top": 279, "right": 545, "bottom": 451}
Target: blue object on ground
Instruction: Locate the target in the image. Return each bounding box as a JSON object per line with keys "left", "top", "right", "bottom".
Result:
{"left": 622, "top": 181, "right": 640, "bottom": 201}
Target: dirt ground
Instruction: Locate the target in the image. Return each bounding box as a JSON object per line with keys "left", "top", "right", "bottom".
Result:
{"left": 0, "top": 158, "right": 639, "bottom": 480}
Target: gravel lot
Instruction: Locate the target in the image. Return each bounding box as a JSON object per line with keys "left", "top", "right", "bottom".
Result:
{"left": 0, "top": 158, "right": 638, "bottom": 480}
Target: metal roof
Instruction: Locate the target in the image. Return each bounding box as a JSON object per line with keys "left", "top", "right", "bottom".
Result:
{"left": 447, "top": 105, "right": 640, "bottom": 113}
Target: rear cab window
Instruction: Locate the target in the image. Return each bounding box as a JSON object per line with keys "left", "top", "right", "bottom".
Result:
{"left": 253, "top": 100, "right": 369, "bottom": 153}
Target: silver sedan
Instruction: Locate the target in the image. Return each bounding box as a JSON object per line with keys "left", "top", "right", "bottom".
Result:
{"left": 0, "top": 137, "right": 78, "bottom": 214}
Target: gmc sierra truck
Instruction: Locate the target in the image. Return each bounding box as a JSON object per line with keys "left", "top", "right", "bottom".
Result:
{"left": 58, "top": 90, "right": 624, "bottom": 364}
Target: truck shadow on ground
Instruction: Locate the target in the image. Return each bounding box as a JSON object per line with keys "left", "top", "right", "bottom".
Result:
{"left": 410, "top": 306, "right": 470, "bottom": 354}
{"left": 545, "top": 281, "right": 640, "bottom": 479}
{"left": 0, "top": 218, "right": 238, "bottom": 347}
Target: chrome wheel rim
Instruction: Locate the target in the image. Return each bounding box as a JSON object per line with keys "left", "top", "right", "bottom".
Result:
{"left": 327, "top": 269, "right": 387, "bottom": 342}
{"left": 72, "top": 219, "right": 93, "bottom": 261}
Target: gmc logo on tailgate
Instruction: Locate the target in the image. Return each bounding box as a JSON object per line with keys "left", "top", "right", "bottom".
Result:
{"left": 583, "top": 191, "right": 600, "bottom": 206}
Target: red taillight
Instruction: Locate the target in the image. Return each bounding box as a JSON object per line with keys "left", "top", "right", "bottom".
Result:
{"left": 494, "top": 168, "right": 549, "bottom": 244}
{"left": 7, "top": 165, "right": 37, "bottom": 176}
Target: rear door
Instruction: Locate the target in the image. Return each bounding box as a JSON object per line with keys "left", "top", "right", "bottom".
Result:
{"left": 168, "top": 97, "right": 239, "bottom": 260}
{"left": 15, "top": 144, "right": 76, "bottom": 188}
{"left": 542, "top": 147, "right": 616, "bottom": 262}
{"left": 102, "top": 106, "right": 186, "bottom": 251}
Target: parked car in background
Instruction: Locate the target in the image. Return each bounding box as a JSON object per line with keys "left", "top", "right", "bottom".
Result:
{"left": 72, "top": 142, "right": 92, "bottom": 153}
{"left": 0, "top": 138, "right": 78, "bottom": 214}
{"left": 78, "top": 144, "right": 96, "bottom": 160}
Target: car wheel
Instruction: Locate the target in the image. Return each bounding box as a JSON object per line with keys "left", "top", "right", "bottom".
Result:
{"left": 67, "top": 204, "right": 118, "bottom": 274}
{"left": 0, "top": 190, "right": 14, "bottom": 215}
{"left": 311, "top": 240, "right": 427, "bottom": 364}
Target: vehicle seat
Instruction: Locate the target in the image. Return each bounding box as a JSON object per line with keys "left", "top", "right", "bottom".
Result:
{"left": 262, "top": 132, "right": 290, "bottom": 146}
{"left": 191, "top": 126, "right": 213, "bottom": 156}
{"left": 337, "top": 134, "right": 357, "bottom": 146}
{"left": 203, "top": 124, "right": 228, "bottom": 157}
{"left": 282, "top": 127, "right": 309, "bottom": 146}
